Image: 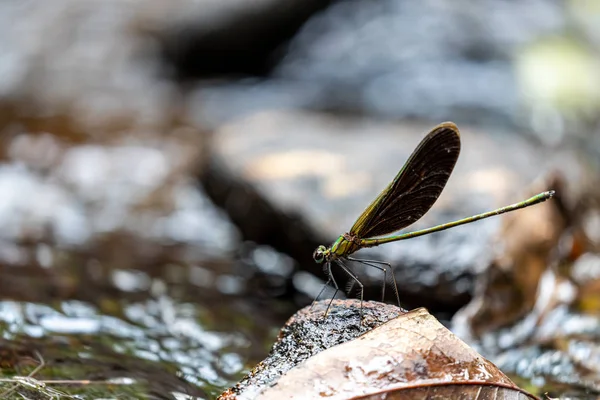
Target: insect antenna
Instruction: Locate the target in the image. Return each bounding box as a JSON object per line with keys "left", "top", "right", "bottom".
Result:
{"left": 347, "top": 257, "right": 400, "bottom": 307}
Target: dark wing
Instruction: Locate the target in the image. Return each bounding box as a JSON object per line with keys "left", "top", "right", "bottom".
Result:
{"left": 349, "top": 122, "right": 461, "bottom": 238}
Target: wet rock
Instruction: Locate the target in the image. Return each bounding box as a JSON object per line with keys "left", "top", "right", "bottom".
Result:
{"left": 220, "top": 299, "right": 404, "bottom": 399}
{"left": 202, "top": 110, "right": 567, "bottom": 312}
{"left": 221, "top": 304, "right": 536, "bottom": 399}
{"left": 465, "top": 305, "right": 600, "bottom": 397}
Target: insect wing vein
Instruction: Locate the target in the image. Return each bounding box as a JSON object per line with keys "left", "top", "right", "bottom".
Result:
{"left": 348, "top": 122, "right": 461, "bottom": 239}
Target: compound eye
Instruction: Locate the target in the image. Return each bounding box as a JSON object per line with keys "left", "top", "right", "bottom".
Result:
{"left": 313, "top": 247, "right": 325, "bottom": 263}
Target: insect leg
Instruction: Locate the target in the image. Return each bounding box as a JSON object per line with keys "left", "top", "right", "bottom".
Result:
{"left": 335, "top": 259, "right": 364, "bottom": 322}
{"left": 347, "top": 257, "right": 401, "bottom": 308}
{"left": 324, "top": 262, "right": 340, "bottom": 318}
{"left": 310, "top": 275, "right": 331, "bottom": 311}
{"left": 348, "top": 257, "right": 385, "bottom": 302}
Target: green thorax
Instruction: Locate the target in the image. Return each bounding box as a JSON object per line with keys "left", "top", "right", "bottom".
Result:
{"left": 329, "top": 233, "right": 361, "bottom": 259}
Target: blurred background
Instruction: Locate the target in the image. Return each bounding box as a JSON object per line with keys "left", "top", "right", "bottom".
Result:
{"left": 0, "top": 0, "right": 599, "bottom": 398}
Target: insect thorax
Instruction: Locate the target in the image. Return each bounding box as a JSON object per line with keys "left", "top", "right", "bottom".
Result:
{"left": 330, "top": 233, "right": 361, "bottom": 258}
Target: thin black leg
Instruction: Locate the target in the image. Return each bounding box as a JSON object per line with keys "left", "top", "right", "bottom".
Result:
{"left": 347, "top": 257, "right": 401, "bottom": 308}
{"left": 335, "top": 259, "right": 364, "bottom": 322}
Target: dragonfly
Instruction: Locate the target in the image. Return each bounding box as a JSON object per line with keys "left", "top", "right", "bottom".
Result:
{"left": 312, "top": 122, "right": 554, "bottom": 319}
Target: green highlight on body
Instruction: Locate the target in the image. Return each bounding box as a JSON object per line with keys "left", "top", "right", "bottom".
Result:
{"left": 312, "top": 122, "right": 555, "bottom": 320}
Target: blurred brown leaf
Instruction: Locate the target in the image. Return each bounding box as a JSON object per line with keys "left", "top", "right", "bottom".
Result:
{"left": 257, "top": 308, "right": 536, "bottom": 400}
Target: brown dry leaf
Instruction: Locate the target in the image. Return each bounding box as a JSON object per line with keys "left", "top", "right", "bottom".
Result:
{"left": 257, "top": 308, "right": 536, "bottom": 400}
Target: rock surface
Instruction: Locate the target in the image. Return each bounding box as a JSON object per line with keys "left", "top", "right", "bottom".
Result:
{"left": 220, "top": 299, "right": 405, "bottom": 399}
{"left": 221, "top": 303, "right": 536, "bottom": 400}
